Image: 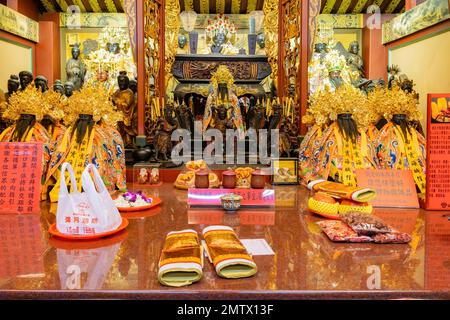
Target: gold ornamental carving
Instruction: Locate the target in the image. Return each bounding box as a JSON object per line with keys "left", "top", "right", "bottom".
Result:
{"left": 165, "top": 0, "right": 181, "bottom": 94}
{"left": 263, "top": 0, "right": 278, "bottom": 83}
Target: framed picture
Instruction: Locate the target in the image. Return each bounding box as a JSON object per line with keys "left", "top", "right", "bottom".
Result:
{"left": 270, "top": 158, "right": 299, "bottom": 185}
{"left": 133, "top": 163, "right": 162, "bottom": 187}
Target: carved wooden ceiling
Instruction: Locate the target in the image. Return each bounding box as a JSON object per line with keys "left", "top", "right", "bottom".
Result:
{"left": 38, "top": 0, "right": 126, "bottom": 13}
{"left": 38, "top": 0, "right": 405, "bottom": 14}
{"left": 320, "top": 0, "right": 405, "bottom": 14}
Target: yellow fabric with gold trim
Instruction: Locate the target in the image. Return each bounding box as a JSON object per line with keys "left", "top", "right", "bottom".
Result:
{"left": 158, "top": 229, "right": 203, "bottom": 287}
{"left": 203, "top": 226, "right": 257, "bottom": 279}
{"left": 308, "top": 180, "right": 376, "bottom": 203}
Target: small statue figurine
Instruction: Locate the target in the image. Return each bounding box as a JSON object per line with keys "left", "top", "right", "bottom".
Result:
{"left": 5, "top": 75, "right": 20, "bottom": 101}
{"left": 64, "top": 81, "right": 74, "bottom": 97}
{"left": 153, "top": 118, "right": 173, "bottom": 161}
{"left": 35, "top": 75, "right": 49, "bottom": 93}
{"left": 112, "top": 71, "right": 137, "bottom": 148}
{"left": 247, "top": 99, "right": 266, "bottom": 134}
{"left": 346, "top": 41, "right": 365, "bottom": 79}
{"left": 212, "top": 104, "right": 233, "bottom": 136}
{"left": 177, "top": 101, "right": 194, "bottom": 134}
{"left": 178, "top": 34, "right": 187, "bottom": 49}
{"left": 267, "top": 102, "right": 291, "bottom": 157}
{"left": 53, "top": 80, "right": 64, "bottom": 95}
{"left": 19, "top": 71, "right": 33, "bottom": 91}
{"left": 66, "top": 44, "right": 86, "bottom": 91}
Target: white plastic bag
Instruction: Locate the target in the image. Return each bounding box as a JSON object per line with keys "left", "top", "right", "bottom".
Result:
{"left": 56, "top": 162, "right": 122, "bottom": 235}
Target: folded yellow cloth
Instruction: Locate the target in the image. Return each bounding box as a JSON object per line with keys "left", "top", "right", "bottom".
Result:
{"left": 202, "top": 225, "right": 257, "bottom": 279}
{"left": 158, "top": 229, "right": 203, "bottom": 287}
{"left": 308, "top": 179, "right": 376, "bottom": 203}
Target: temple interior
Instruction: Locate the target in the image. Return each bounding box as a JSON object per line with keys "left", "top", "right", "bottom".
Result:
{"left": 0, "top": 0, "right": 450, "bottom": 300}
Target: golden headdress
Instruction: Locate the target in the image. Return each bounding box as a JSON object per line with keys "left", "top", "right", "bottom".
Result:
{"left": 307, "top": 84, "right": 368, "bottom": 127}
{"left": 42, "top": 89, "right": 67, "bottom": 121}
{"left": 323, "top": 49, "right": 347, "bottom": 72}
{"left": 2, "top": 84, "right": 49, "bottom": 121}
{"left": 98, "top": 26, "right": 130, "bottom": 52}
{"left": 65, "top": 83, "right": 123, "bottom": 125}
{"left": 210, "top": 65, "right": 235, "bottom": 90}
{"left": 368, "top": 84, "right": 421, "bottom": 122}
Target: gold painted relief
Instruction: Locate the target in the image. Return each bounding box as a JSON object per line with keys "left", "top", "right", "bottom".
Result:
{"left": 263, "top": 0, "right": 278, "bottom": 82}
{"left": 165, "top": 0, "right": 181, "bottom": 91}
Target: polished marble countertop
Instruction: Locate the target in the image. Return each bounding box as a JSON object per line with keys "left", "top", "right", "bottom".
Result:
{"left": 1, "top": 184, "right": 449, "bottom": 299}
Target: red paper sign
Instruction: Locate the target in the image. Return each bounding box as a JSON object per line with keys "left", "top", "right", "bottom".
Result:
{"left": 426, "top": 93, "right": 450, "bottom": 210}
{"left": 187, "top": 188, "right": 275, "bottom": 207}
{"left": 0, "top": 142, "right": 43, "bottom": 214}
{"left": 356, "top": 169, "right": 419, "bottom": 208}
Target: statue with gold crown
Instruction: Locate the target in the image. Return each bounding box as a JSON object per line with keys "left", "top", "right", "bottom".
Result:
{"left": 41, "top": 89, "right": 68, "bottom": 152}
{"left": 84, "top": 27, "right": 136, "bottom": 90}
{"left": 46, "top": 84, "right": 126, "bottom": 203}
{"left": 0, "top": 84, "right": 53, "bottom": 198}
{"left": 203, "top": 66, "right": 245, "bottom": 138}
{"left": 301, "top": 84, "right": 378, "bottom": 186}
{"left": 371, "top": 85, "right": 426, "bottom": 196}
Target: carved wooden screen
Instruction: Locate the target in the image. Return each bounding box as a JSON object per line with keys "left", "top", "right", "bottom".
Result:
{"left": 144, "top": 0, "right": 162, "bottom": 140}
{"left": 280, "top": 0, "right": 302, "bottom": 126}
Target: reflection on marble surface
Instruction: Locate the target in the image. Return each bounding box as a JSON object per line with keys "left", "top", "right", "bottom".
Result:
{"left": 0, "top": 184, "right": 449, "bottom": 298}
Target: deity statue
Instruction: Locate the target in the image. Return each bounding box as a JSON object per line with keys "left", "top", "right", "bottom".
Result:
{"left": 267, "top": 102, "right": 291, "bottom": 157}
{"left": 0, "top": 75, "right": 19, "bottom": 132}
{"left": 5, "top": 75, "right": 20, "bottom": 101}
{"left": 314, "top": 42, "right": 328, "bottom": 62}
{"left": 346, "top": 41, "right": 365, "bottom": 80}
{"left": 177, "top": 101, "right": 194, "bottom": 134}
{"left": 66, "top": 44, "right": 86, "bottom": 91}
{"left": 112, "top": 71, "right": 137, "bottom": 148}
{"left": 153, "top": 101, "right": 179, "bottom": 161}
{"left": 246, "top": 100, "right": 266, "bottom": 133}
{"left": 211, "top": 104, "right": 233, "bottom": 136}
{"left": 178, "top": 34, "right": 187, "bottom": 49}
{"left": 203, "top": 66, "right": 244, "bottom": 138}
{"left": 84, "top": 27, "right": 136, "bottom": 90}
{"left": 35, "top": 75, "right": 49, "bottom": 93}
{"left": 53, "top": 80, "right": 64, "bottom": 95}
{"left": 64, "top": 81, "right": 74, "bottom": 97}
{"left": 204, "top": 14, "right": 239, "bottom": 55}
{"left": 19, "top": 71, "right": 33, "bottom": 91}
{"left": 308, "top": 47, "right": 354, "bottom": 95}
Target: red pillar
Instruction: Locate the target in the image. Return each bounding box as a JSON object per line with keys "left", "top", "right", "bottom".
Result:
{"left": 362, "top": 14, "right": 396, "bottom": 83}
{"left": 36, "top": 14, "right": 61, "bottom": 85}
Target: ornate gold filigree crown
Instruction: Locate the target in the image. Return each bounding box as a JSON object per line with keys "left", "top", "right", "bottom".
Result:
{"left": 210, "top": 65, "right": 235, "bottom": 90}
{"left": 307, "top": 84, "right": 368, "bottom": 127}
{"left": 368, "top": 84, "right": 421, "bottom": 122}
{"left": 65, "top": 83, "right": 122, "bottom": 125}
{"left": 2, "top": 84, "right": 49, "bottom": 121}
{"left": 43, "top": 89, "right": 67, "bottom": 121}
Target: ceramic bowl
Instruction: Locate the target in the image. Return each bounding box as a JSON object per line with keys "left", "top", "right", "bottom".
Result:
{"left": 220, "top": 193, "right": 243, "bottom": 212}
